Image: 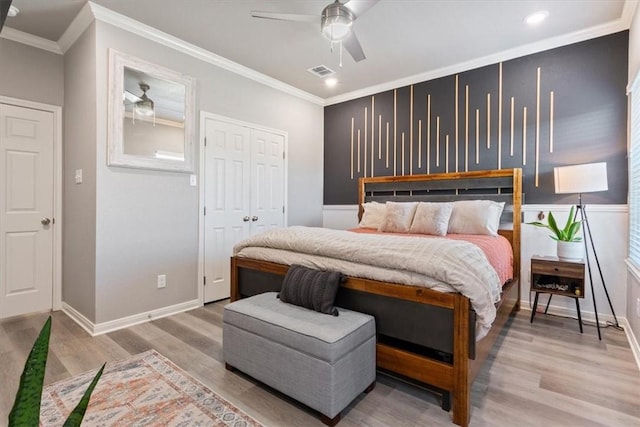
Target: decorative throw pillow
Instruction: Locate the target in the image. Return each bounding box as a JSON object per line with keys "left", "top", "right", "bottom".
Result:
{"left": 409, "top": 202, "right": 454, "bottom": 236}
{"left": 279, "top": 265, "right": 342, "bottom": 316}
{"left": 378, "top": 202, "right": 418, "bottom": 233}
{"left": 358, "top": 201, "right": 386, "bottom": 229}
{"left": 447, "top": 200, "right": 505, "bottom": 236}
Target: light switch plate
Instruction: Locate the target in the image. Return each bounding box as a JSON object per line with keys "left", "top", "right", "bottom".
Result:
{"left": 74, "top": 169, "right": 83, "bottom": 184}
{"left": 189, "top": 174, "right": 197, "bottom": 186}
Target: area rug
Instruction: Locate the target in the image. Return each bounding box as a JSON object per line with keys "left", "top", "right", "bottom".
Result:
{"left": 40, "top": 349, "right": 263, "bottom": 426}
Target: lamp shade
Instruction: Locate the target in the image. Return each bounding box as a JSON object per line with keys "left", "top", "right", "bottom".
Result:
{"left": 554, "top": 162, "right": 608, "bottom": 194}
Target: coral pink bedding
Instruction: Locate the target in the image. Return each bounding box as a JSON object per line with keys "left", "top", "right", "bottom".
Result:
{"left": 350, "top": 228, "right": 513, "bottom": 285}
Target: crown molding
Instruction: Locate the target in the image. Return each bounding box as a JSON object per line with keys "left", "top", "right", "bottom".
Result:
{"left": 325, "top": 14, "right": 632, "bottom": 106}
{"left": 58, "top": 1, "right": 94, "bottom": 53}
{"left": 87, "top": 2, "right": 324, "bottom": 106}
{"left": 0, "top": 27, "right": 62, "bottom": 54}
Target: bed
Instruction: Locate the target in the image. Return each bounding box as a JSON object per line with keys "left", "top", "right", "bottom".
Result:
{"left": 230, "top": 168, "right": 522, "bottom": 426}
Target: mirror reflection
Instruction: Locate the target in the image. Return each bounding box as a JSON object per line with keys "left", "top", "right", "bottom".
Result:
{"left": 123, "top": 67, "right": 187, "bottom": 161}
{"left": 108, "top": 49, "right": 195, "bottom": 173}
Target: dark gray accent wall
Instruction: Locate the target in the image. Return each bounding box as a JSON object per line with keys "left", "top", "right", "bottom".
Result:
{"left": 324, "top": 31, "right": 629, "bottom": 205}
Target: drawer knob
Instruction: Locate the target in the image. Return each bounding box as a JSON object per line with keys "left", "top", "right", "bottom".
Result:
{"left": 554, "top": 267, "right": 559, "bottom": 271}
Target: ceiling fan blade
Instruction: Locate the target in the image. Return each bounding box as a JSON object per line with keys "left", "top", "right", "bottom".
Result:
{"left": 343, "top": 0, "right": 379, "bottom": 18}
{"left": 343, "top": 31, "right": 366, "bottom": 62}
{"left": 124, "top": 90, "right": 142, "bottom": 103}
{"left": 250, "top": 11, "right": 317, "bottom": 22}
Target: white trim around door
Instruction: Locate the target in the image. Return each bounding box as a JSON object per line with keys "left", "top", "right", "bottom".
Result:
{"left": 0, "top": 96, "right": 63, "bottom": 313}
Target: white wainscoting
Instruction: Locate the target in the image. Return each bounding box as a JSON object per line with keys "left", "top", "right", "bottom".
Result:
{"left": 323, "top": 204, "right": 634, "bottom": 356}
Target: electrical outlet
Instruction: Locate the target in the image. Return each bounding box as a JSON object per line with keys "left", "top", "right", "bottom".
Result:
{"left": 157, "top": 274, "right": 166, "bottom": 289}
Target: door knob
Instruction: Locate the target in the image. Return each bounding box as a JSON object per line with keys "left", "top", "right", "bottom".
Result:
{"left": 243, "top": 216, "right": 250, "bottom": 222}
{"left": 41, "top": 218, "right": 51, "bottom": 226}
{"left": 251, "top": 216, "right": 258, "bottom": 222}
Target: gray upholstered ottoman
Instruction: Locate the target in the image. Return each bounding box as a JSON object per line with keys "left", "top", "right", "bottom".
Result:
{"left": 223, "top": 292, "right": 376, "bottom": 426}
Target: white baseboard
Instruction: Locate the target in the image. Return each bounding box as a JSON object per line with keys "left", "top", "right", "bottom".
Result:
{"left": 62, "top": 299, "right": 202, "bottom": 336}
{"left": 520, "top": 299, "right": 640, "bottom": 372}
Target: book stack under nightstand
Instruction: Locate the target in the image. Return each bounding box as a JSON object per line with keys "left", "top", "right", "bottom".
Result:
{"left": 530, "top": 256, "right": 585, "bottom": 333}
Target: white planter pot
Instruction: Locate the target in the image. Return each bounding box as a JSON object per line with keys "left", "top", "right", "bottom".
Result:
{"left": 557, "top": 241, "right": 583, "bottom": 261}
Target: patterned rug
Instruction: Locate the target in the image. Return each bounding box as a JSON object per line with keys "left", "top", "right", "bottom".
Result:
{"left": 40, "top": 350, "right": 263, "bottom": 426}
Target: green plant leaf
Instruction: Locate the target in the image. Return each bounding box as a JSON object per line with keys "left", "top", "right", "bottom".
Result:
{"left": 62, "top": 363, "right": 105, "bottom": 427}
{"left": 547, "top": 212, "right": 562, "bottom": 239}
{"left": 567, "top": 221, "right": 582, "bottom": 241}
{"left": 564, "top": 206, "right": 576, "bottom": 233}
{"left": 8, "top": 316, "right": 51, "bottom": 427}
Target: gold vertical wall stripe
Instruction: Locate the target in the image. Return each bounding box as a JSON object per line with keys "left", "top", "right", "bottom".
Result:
{"left": 386, "top": 122, "right": 390, "bottom": 168}
{"left": 498, "top": 63, "right": 503, "bottom": 161}
{"left": 378, "top": 115, "right": 382, "bottom": 159}
{"left": 371, "top": 97, "right": 375, "bottom": 174}
{"left": 418, "top": 120, "right": 422, "bottom": 169}
{"left": 350, "top": 117, "right": 354, "bottom": 179}
{"left": 364, "top": 107, "right": 368, "bottom": 178}
{"left": 465, "top": 85, "right": 469, "bottom": 172}
{"left": 455, "top": 75, "right": 459, "bottom": 173}
{"left": 402, "top": 132, "right": 406, "bottom": 175}
{"left": 357, "top": 129, "right": 361, "bottom": 172}
{"left": 550, "top": 91, "right": 554, "bottom": 153}
{"left": 535, "top": 67, "right": 541, "bottom": 188}
{"left": 522, "top": 106, "right": 527, "bottom": 166}
{"left": 475, "top": 109, "right": 480, "bottom": 164}
{"left": 436, "top": 116, "right": 440, "bottom": 167}
{"left": 445, "top": 135, "right": 450, "bottom": 173}
{"left": 410, "top": 85, "right": 414, "bottom": 175}
{"left": 394, "top": 89, "right": 397, "bottom": 172}
{"left": 393, "top": 125, "right": 397, "bottom": 176}
{"left": 510, "top": 97, "right": 515, "bottom": 156}
{"left": 486, "top": 93, "right": 491, "bottom": 148}
{"left": 427, "top": 95, "right": 431, "bottom": 174}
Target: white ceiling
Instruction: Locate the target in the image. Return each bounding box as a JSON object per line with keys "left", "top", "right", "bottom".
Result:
{"left": 3, "top": 0, "right": 635, "bottom": 102}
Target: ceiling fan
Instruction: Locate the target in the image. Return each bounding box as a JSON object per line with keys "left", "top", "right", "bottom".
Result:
{"left": 251, "top": 0, "right": 379, "bottom": 63}
{"left": 124, "top": 83, "right": 155, "bottom": 118}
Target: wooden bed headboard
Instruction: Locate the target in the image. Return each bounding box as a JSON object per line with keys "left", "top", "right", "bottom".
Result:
{"left": 358, "top": 169, "right": 523, "bottom": 280}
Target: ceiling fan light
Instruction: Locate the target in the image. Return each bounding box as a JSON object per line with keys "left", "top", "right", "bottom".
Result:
{"left": 135, "top": 100, "right": 154, "bottom": 117}
{"left": 321, "top": 2, "right": 354, "bottom": 41}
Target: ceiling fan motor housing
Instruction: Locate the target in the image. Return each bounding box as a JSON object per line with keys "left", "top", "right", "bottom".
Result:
{"left": 321, "top": 2, "right": 354, "bottom": 41}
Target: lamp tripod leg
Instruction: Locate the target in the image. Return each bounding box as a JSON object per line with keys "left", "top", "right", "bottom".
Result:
{"left": 581, "top": 205, "right": 602, "bottom": 340}
{"left": 582, "top": 206, "right": 620, "bottom": 328}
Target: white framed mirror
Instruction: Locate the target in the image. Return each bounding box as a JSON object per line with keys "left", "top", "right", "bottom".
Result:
{"left": 108, "top": 49, "right": 196, "bottom": 172}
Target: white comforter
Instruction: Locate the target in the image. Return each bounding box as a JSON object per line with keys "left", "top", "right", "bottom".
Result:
{"left": 233, "top": 226, "right": 501, "bottom": 338}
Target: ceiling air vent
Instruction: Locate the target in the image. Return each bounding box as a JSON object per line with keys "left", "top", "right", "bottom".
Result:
{"left": 307, "top": 65, "right": 336, "bottom": 78}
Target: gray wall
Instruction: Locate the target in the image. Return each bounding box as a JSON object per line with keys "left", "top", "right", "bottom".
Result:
{"left": 0, "top": 38, "right": 64, "bottom": 106}
{"left": 62, "top": 23, "right": 97, "bottom": 321}
{"left": 90, "top": 21, "right": 323, "bottom": 323}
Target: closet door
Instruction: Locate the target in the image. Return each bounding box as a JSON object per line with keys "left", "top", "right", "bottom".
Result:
{"left": 250, "top": 129, "right": 285, "bottom": 233}
{"left": 203, "top": 118, "right": 286, "bottom": 303}
{"left": 203, "top": 119, "right": 251, "bottom": 303}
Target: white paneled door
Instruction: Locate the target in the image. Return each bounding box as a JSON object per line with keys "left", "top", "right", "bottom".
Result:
{"left": 0, "top": 104, "right": 54, "bottom": 318}
{"left": 203, "top": 117, "right": 285, "bottom": 303}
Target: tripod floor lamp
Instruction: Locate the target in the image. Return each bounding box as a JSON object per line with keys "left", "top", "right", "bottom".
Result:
{"left": 554, "top": 162, "right": 619, "bottom": 340}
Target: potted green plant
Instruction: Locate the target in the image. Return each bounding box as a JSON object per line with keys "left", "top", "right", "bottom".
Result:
{"left": 528, "top": 206, "right": 583, "bottom": 260}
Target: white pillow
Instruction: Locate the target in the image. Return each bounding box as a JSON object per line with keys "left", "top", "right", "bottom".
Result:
{"left": 409, "top": 202, "right": 454, "bottom": 236}
{"left": 358, "top": 201, "right": 386, "bottom": 229}
{"left": 378, "top": 202, "right": 418, "bottom": 233}
{"left": 448, "top": 200, "right": 505, "bottom": 236}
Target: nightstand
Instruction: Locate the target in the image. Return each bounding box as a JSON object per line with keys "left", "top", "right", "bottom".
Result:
{"left": 530, "top": 256, "right": 585, "bottom": 332}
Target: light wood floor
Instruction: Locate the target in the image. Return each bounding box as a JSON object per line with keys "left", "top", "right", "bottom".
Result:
{"left": 1, "top": 303, "right": 639, "bottom": 427}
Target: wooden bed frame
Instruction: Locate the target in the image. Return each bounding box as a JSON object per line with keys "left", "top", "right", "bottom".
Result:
{"left": 230, "top": 169, "right": 522, "bottom": 426}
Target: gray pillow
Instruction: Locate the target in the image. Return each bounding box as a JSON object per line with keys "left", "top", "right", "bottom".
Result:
{"left": 279, "top": 265, "right": 342, "bottom": 316}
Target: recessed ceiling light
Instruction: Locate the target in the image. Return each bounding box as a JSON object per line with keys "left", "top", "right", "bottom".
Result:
{"left": 8, "top": 5, "right": 20, "bottom": 17}
{"left": 525, "top": 10, "right": 549, "bottom": 26}
{"left": 325, "top": 78, "right": 338, "bottom": 88}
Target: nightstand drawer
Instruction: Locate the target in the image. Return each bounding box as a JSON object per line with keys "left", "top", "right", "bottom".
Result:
{"left": 531, "top": 259, "right": 584, "bottom": 279}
